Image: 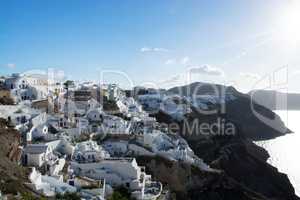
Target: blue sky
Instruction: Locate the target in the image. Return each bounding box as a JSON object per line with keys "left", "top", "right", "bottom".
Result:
{"left": 1, "top": 0, "right": 300, "bottom": 92}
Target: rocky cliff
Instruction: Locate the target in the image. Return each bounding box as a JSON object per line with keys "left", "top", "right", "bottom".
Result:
{"left": 0, "top": 118, "right": 31, "bottom": 196}
{"left": 189, "top": 137, "right": 299, "bottom": 200}
{"left": 143, "top": 82, "right": 299, "bottom": 200}
{"left": 136, "top": 137, "right": 299, "bottom": 200}
{"left": 136, "top": 155, "right": 268, "bottom": 200}
{"left": 166, "top": 82, "right": 290, "bottom": 140}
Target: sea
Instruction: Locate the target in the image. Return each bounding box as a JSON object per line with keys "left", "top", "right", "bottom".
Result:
{"left": 257, "top": 110, "right": 300, "bottom": 196}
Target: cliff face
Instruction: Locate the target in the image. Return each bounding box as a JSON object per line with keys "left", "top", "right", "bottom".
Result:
{"left": 0, "top": 118, "right": 29, "bottom": 195}
{"left": 141, "top": 118, "right": 299, "bottom": 199}
{"left": 136, "top": 156, "right": 268, "bottom": 200}
{"left": 189, "top": 137, "right": 299, "bottom": 200}
{"left": 223, "top": 91, "right": 290, "bottom": 140}
{"left": 144, "top": 83, "right": 299, "bottom": 200}
{"left": 0, "top": 89, "right": 14, "bottom": 105}
{"left": 136, "top": 136, "right": 299, "bottom": 200}
{"left": 166, "top": 82, "right": 290, "bottom": 141}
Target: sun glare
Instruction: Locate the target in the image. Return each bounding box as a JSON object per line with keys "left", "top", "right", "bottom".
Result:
{"left": 277, "top": 1, "right": 300, "bottom": 44}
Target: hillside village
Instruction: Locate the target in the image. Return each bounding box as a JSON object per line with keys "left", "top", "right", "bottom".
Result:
{"left": 0, "top": 73, "right": 216, "bottom": 200}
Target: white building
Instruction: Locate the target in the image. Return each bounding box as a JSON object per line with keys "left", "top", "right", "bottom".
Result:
{"left": 4, "top": 73, "right": 48, "bottom": 102}
{"left": 71, "top": 177, "right": 106, "bottom": 200}
{"left": 24, "top": 141, "right": 71, "bottom": 177}
{"left": 63, "top": 98, "right": 100, "bottom": 123}
{"left": 102, "top": 140, "right": 155, "bottom": 157}
{"left": 138, "top": 94, "right": 192, "bottom": 119}
{"left": 101, "top": 114, "right": 130, "bottom": 135}
{"left": 47, "top": 139, "right": 75, "bottom": 157}
{"left": 70, "top": 158, "right": 162, "bottom": 200}
{"left": 143, "top": 130, "right": 212, "bottom": 171}
{"left": 137, "top": 94, "right": 163, "bottom": 112}
{"left": 26, "top": 112, "right": 49, "bottom": 142}
{"left": 27, "top": 124, "right": 48, "bottom": 140}
{"left": 117, "top": 97, "right": 144, "bottom": 117}
{"left": 0, "top": 76, "right": 5, "bottom": 88}
{"left": 87, "top": 108, "right": 103, "bottom": 123}
{"left": 28, "top": 167, "right": 76, "bottom": 197}
{"left": 4, "top": 73, "right": 28, "bottom": 90}
{"left": 116, "top": 100, "right": 128, "bottom": 113}
{"left": 0, "top": 105, "right": 41, "bottom": 128}
{"left": 76, "top": 117, "right": 90, "bottom": 134}
{"left": 102, "top": 141, "right": 128, "bottom": 156}
{"left": 72, "top": 140, "right": 110, "bottom": 163}
{"left": 160, "top": 96, "right": 192, "bottom": 120}
{"left": 47, "top": 114, "right": 68, "bottom": 129}
{"left": 107, "top": 84, "right": 121, "bottom": 101}
{"left": 129, "top": 116, "right": 157, "bottom": 135}
{"left": 23, "top": 144, "right": 54, "bottom": 167}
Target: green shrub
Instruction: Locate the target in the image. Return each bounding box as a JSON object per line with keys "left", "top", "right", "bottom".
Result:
{"left": 108, "top": 187, "right": 131, "bottom": 200}
{"left": 56, "top": 192, "right": 81, "bottom": 200}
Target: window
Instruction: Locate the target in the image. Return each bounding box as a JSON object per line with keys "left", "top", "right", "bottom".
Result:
{"left": 21, "top": 116, "right": 26, "bottom": 123}
{"left": 69, "top": 180, "right": 75, "bottom": 186}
